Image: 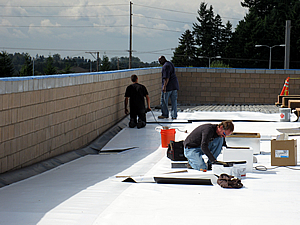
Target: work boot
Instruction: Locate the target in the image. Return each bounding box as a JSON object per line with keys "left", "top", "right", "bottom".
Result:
{"left": 137, "top": 121, "right": 146, "bottom": 129}
{"left": 129, "top": 120, "right": 137, "bottom": 128}
{"left": 158, "top": 115, "right": 168, "bottom": 119}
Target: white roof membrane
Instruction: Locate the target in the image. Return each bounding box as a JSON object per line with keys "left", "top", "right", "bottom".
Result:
{"left": 0, "top": 109, "right": 300, "bottom": 225}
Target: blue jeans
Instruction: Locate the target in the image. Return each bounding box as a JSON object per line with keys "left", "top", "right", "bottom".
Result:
{"left": 160, "top": 90, "right": 178, "bottom": 118}
{"left": 184, "top": 137, "right": 223, "bottom": 170}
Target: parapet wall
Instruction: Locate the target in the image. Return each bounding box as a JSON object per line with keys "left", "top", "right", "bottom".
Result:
{"left": 0, "top": 68, "right": 161, "bottom": 173}
{"left": 176, "top": 68, "right": 300, "bottom": 104}
{"left": 1, "top": 67, "right": 300, "bottom": 173}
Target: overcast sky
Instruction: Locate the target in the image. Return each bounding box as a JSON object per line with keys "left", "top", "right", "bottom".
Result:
{"left": 1, "top": 0, "right": 248, "bottom": 63}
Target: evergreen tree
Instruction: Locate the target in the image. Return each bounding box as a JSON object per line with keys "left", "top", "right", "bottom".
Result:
{"left": 20, "top": 53, "right": 33, "bottom": 76}
{"left": 228, "top": 12, "right": 261, "bottom": 68}
{"left": 230, "top": 0, "right": 300, "bottom": 68}
{"left": 221, "top": 21, "right": 233, "bottom": 65}
{"left": 189, "top": 2, "right": 231, "bottom": 67}
{"left": 44, "top": 56, "right": 57, "bottom": 75}
{"left": 213, "top": 15, "right": 224, "bottom": 56}
{"left": 100, "top": 55, "right": 111, "bottom": 71}
{"left": 0, "top": 51, "right": 15, "bottom": 77}
{"left": 172, "top": 29, "right": 196, "bottom": 67}
{"left": 62, "top": 63, "right": 74, "bottom": 74}
{"left": 193, "top": 2, "right": 216, "bottom": 62}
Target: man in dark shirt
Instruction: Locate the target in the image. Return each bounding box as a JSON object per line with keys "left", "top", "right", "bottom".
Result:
{"left": 184, "top": 120, "right": 234, "bottom": 170}
{"left": 124, "top": 74, "right": 151, "bottom": 129}
{"left": 158, "top": 56, "right": 179, "bottom": 119}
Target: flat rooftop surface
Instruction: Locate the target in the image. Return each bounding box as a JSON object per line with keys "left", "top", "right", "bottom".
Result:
{"left": 1, "top": 106, "right": 300, "bottom": 225}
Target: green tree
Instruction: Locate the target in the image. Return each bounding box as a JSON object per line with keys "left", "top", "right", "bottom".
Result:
{"left": 227, "top": 12, "right": 261, "bottom": 68}
{"left": 184, "top": 2, "right": 232, "bottom": 67}
{"left": 20, "top": 53, "right": 33, "bottom": 76}
{"left": 172, "top": 29, "right": 197, "bottom": 67}
{"left": 62, "top": 63, "right": 74, "bottom": 74}
{"left": 193, "top": 2, "right": 216, "bottom": 61}
{"left": 229, "top": 0, "right": 300, "bottom": 69}
{"left": 100, "top": 55, "right": 111, "bottom": 71}
{"left": 210, "top": 60, "right": 230, "bottom": 68}
{"left": 0, "top": 51, "right": 15, "bottom": 77}
{"left": 44, "top": 56, "right": 57, "bottom": 75}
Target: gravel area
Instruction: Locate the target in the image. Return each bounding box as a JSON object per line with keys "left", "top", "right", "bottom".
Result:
{"left": 176, "top": 104, "right": 280, "bottom": 114}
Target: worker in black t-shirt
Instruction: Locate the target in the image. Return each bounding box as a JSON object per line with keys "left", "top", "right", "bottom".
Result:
{"left": 124, "top": 74, "right": 151, "bottom": 128}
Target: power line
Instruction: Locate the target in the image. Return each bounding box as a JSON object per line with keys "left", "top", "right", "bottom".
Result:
{"left": 133, "top": 25, "right": 181, "bottom": 33}
{"left": 134, "top": 3, "right": 243, "bottom": 22}
{"left": 134, "top": 4, "right": 196, "bottom": 15}
{"left": 0, "top": 14, "right": 192, "bottom": 26}
{"left": 1, "top": 24, "right": 181, "bottom": 33}
{"left": 138, "top": 48, "right": 174, "bottom": 54}
{"left": 0, "top": 4, "right": 127, "bottom": 8}
{"left": 134, "top": 14, "right": 192, "bottom": 24}
{"left": 1, "top": 46, "right": 128, "bottom": 53}
{"left": 0, "top": 15, "right": 128, "bottom": 18}
{"left": 0, "top": 25, "right": 128, "bottom": 28}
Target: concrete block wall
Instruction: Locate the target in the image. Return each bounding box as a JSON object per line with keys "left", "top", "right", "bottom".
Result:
{"left": 0, "top": 68, "right": 161, "bottom": 173}
{"left": 176, "top": 68, "right": 300, "bottom": 104}
{"left": 2, "top": 66, "right": 300, "bottom": 174}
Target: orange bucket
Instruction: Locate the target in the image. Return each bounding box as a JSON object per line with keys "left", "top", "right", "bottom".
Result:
{"left": 160, "top": 129, "right": 176, "bottom": 148}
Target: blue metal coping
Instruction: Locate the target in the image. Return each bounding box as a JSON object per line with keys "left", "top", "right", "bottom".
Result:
{"left": 1, "top": 66, "right": 300, "bottom": 81}
{"left": 0, "top": 67, "right": 162, "bottom": 81}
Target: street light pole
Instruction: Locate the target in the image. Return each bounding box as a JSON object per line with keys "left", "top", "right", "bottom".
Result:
{"left": 255, "top": 44, "right": 285, "bottom": 69}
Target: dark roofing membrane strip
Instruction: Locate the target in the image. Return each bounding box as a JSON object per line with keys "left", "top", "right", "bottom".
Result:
{"left": 0, "top": 116, "right": 130, "bottom": 188}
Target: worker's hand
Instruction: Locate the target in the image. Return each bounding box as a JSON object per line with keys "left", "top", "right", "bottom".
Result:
{"left": 125, "top": 108, "right": 129, "bottom": 115}
{"left": 146, "top": 107, "right": 151, "bottom": 112}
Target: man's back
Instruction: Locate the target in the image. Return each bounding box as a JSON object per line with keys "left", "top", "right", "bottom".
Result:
{"left": 125, "top": 83, "right": 148, "bottom": 111}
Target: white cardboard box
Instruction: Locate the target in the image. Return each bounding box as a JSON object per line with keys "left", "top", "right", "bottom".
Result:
{"left": 222, "top": 147, "right": 253, "bottom": 172}
{"left": 226, "top": 132, "right": 261, "bottom": 154}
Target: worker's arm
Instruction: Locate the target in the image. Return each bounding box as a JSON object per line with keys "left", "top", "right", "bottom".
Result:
{"left": 200, "top": 131, "right": 217, "bottom": 163}
{"left": 124, "top": 97, "right": 129, "bottom": 114}
{"left": 162, "top": 78, "right": 169, "bottom": 93}
{"left": 145, "top": 95, "right": 151, "bottom": 111}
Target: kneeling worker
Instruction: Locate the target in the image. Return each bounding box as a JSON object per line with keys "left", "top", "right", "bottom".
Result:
{"left": 184, "top": 120, "right": 234, "bottom": 170}
{"left": 124, "top": 74, "right": 151, "bottom": 129}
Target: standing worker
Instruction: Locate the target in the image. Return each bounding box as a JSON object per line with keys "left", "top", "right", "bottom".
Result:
{"left": 158, "top": 56, "right": 179, "bottom": 120}
{"left": 184, "top": 120, "right": 234, "bottom": 171}
{"left": 124, "top": 74, "right": 151, "bottom": 129}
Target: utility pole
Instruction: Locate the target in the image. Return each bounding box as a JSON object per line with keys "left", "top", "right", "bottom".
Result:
{"left": 32, "top": 57, "right": 35, "bottom": 76}
{"left": 284, "top": 20, "right": 291, "bottom": 69}
{"left": 129, "top": 1, "right": 133, "bottom": 69}
{"left": 97, "top": 52, "right": 100, "bottom": 71}
{"left": 85, "top": 52, "right": 100, "bottom": 71}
